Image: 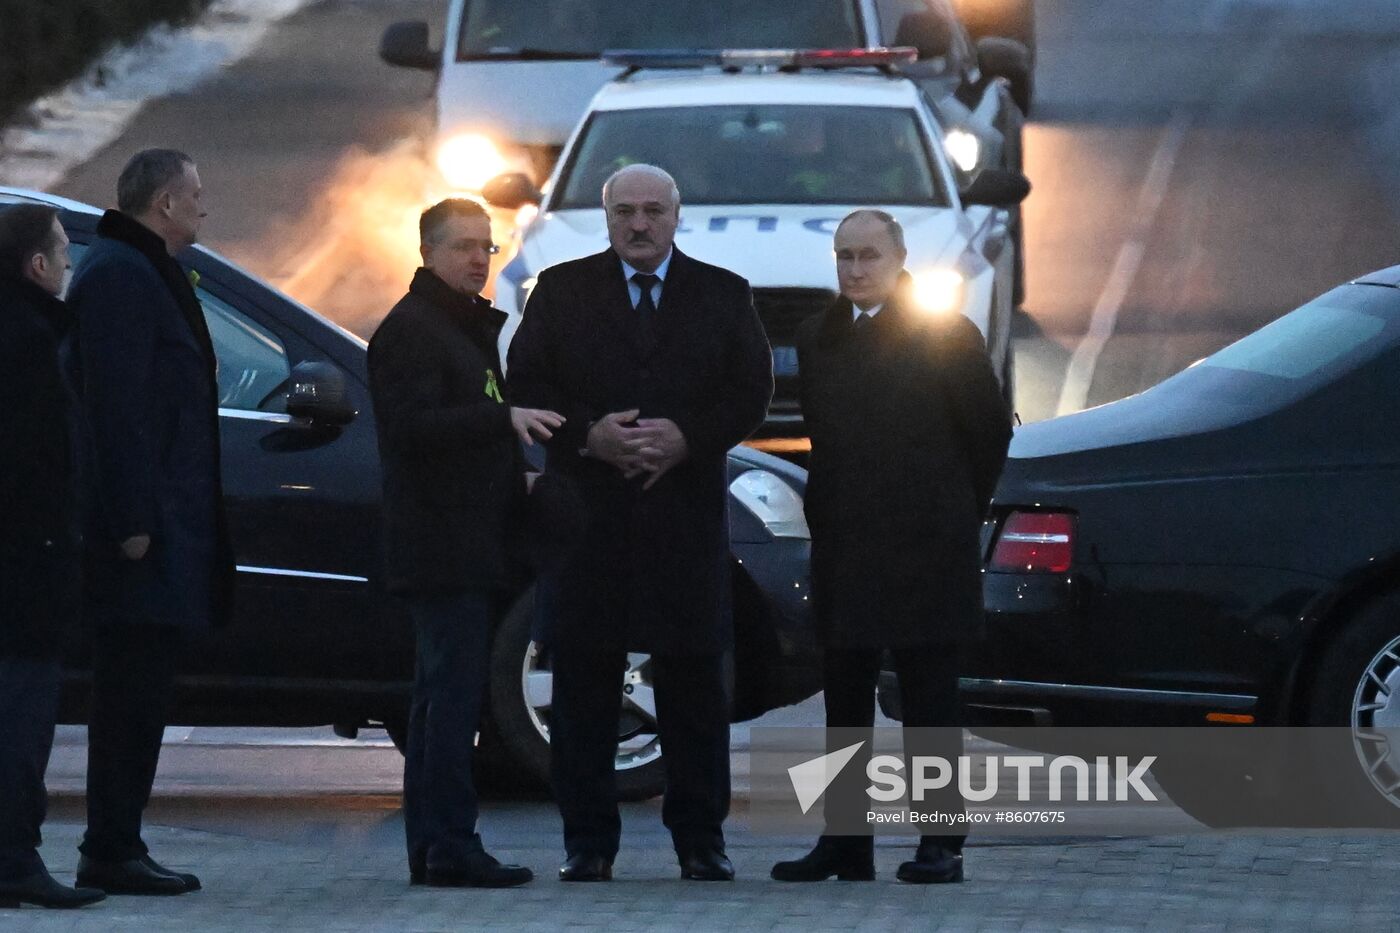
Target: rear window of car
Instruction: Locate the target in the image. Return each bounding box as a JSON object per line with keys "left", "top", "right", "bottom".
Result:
{"left": 1201, "top": 299, "right": 1388, "bottom": 380}
{"left": 457, "top": 0, "right": 864, "bottom": 59}
{"left": 1009, "top": 284, "right": 1400, "bottom": 459}
{"left": 1154, "top": 284, "right": 1400, "bottom": 417}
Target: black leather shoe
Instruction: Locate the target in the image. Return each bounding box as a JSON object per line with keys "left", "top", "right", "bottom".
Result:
{"left": 426, "top": 851, "right": 533, "bottom": 888}
{"left": 409, "top": 866, "right": 425, "bottom": 886}
{"left": 0, "top": 868, "right": 106, "bottom": 908}
{"left": 139, "top": 855, "right": 200, "bottom": 892}
{"left": 896, "top": 842, "right": 964, "bottom": 884}
{"left": 558, "top": 853, "right": 612, "bottom": 882}
{"left": 679, "top": 847, "right": 734, "bottom": 881}
{"left": 771, "top": 836, "right": 875, "bottom": 882}
{"left": 75, "top": 855, "right": 193, "bottom": 895}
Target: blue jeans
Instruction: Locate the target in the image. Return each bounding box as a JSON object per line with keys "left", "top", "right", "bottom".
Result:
{"left": 0, "top": 657, "right": 61, "bottom": 880}
{"left": 402, "top": 589, "right": 494, "bottom": 870}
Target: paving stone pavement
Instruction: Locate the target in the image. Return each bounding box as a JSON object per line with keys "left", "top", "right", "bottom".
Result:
{"left": 7, "top": 814, "right": 1400, "bottom": 931}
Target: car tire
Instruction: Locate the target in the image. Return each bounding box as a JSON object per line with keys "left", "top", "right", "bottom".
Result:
{"left": 1302, "top": 590, "right": 1400, "bottom": 825}
{"left": 383, "top": 716, "right": 408, "bottom": 754}
{"left": 487, "top": 588, "right": 669, "bottom": 802}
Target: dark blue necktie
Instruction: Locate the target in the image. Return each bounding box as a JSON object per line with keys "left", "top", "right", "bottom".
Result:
{"left": 632, "top": 272, "right": 660, "bottom": 315}
{"left": 632, "top": 272, "right": 660, "bottom": 348}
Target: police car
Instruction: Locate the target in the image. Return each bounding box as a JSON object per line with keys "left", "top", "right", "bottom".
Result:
{"left": 380, "top": 1, "right": 1031, "bottom": 212}
{"left": 483, "top": 48, "right": 1029, "bottom": 440}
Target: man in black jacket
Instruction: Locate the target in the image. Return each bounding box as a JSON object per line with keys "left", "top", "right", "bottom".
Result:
{"left": 65, "top": 149, "right": 232, "bottom": 895}
{"left": 368, "top": 198, "right": 559, "bottom": 888}
{"left": 508, "top": 164, "right": 773, "bottom": 883}
{"left": 772, "top": 210, "right": 1012, "bottom": 885}
{"left": 0, "top": 205, "right": 105, "bottom": 911}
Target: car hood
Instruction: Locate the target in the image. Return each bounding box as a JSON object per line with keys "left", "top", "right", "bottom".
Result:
{"left": 438, "top": 61, "right": 622, "bottom": 146}
{"left": 518, "top": 205, "right": 967, "bottom": 289}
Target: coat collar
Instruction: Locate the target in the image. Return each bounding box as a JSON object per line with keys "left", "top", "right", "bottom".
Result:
{"left": 0, "top": 273, "right": 72, "bottom": 337}
{"left": 95, "top": 209, "right": 173, "bottom": 266}
{"left": 817, "top": 272, "right": 918, "bottom": 347}
{"left": 593, "top": 246, "right": 698, "bottom": 359}
{"left": 409, "top": 268, "right": 506, "bottom": 331}
{"left": 95, "top": 209, "right": 217, "bottom": 371}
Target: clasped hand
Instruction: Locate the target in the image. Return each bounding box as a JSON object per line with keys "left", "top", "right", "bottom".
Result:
{"left": 586, "top": 410, "right": 688, "bottom": 490}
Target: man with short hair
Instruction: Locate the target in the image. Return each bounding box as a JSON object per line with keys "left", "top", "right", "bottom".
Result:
{"left": 0, "top": 205, "right": 105, "bottom": 910}
{"left": 771, "top": 209, "right": 1011, "bottom": 884}
{"left": 508, "top": 164, "right": 773, "bottom": 883}
{"left": 369, "top": 197, "right": 557, "bottom": 888}
{"left": 65, "top": 149, "right": 232, "bottom": 895}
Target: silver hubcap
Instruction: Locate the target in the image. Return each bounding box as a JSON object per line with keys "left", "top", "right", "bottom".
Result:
{"left": 1350, "top": 633, "right": 1400, "bottom": 805}
{"left": 521, "top": 641, "right": 663, "bottom": 771}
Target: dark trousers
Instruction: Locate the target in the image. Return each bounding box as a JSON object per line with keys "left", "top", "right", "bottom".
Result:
{"left": 822, "top": 644, "right": 965, "bottom": 851}
{"left": 80, "top": 624, "right": 182, "bottom": 862}
{"left": 550, "top": 646, "right": 729, "bottom": 860}
{"left": 402, "top": 589, "right": 493, "bottom": 869}
{"left": 0, "top": 657, "right": 62, "bottom": 879}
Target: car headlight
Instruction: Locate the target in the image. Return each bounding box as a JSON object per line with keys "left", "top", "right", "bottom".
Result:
{"left": 943, "top": 128, "right": 981, "bottom": 174}
{"left": 911, "top": 268, "right": 966, "bottom": 315}
{"left": 730, "top": 470, "right": 809, "bottom": 540}
{"left": 435, "top": 133, "right": 508, "bottom": 192}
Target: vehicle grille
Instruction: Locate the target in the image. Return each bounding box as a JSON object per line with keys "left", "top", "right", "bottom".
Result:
{"left": 752, "top": 287, "right": 835, "bottom": 435}
{"left": 752, "top": 287, "right": 836, "bottom": 346}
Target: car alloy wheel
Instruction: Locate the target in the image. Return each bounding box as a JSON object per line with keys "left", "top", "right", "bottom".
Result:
{"left": 1348, "top": 631, "right": 1400, "bottom": 806}
{"left": 520, "top": 641, "right": 665, "bottom": 772}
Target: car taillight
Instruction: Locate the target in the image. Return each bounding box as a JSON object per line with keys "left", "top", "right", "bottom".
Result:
{"left": 988, "top": 511, "right": 1075, "bottom": 573}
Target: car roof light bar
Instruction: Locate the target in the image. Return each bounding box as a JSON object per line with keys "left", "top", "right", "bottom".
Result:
{"left": 605, "top": 47, "right": 918, "bottom": 76}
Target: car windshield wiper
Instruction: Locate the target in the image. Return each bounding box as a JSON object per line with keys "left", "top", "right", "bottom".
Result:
{"left": 466, "top": 47, "right": 600, "bottom": 61}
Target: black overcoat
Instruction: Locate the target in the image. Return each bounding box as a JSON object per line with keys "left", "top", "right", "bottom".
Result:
{"left": 796, "top": 284, "right": 1012, "bottom": 648}
{"left": 367, "top": 268, "right": 527, "bottom": 596}
{"left": 0, "top": 275, "right": 81, "bottom": 658}
{"left": 506, "top": 247, "right": 773, "bottom": 656}
{"left": 64, "top": 211, "right": 233, "bottom": 631}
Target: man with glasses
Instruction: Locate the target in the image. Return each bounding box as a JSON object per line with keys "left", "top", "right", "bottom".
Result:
{"left": 368, "top": 198, "right": 561, "bottom": 888}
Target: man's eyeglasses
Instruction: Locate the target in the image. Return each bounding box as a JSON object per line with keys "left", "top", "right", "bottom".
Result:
{"left": 449, "top": 238, "right": 501, "bottom": 256}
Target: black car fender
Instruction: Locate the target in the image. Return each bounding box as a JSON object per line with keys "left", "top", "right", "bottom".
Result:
{"left": 1274, "top": 549, "right": 1400, "bottom": 724}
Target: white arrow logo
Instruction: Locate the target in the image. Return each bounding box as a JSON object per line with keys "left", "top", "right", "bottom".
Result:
{"left": 787, "top": 741, "right": 866, "bottom": 814}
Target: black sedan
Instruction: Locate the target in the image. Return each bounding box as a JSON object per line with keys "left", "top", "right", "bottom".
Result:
{"left": 2, "top": 187, "right": 821, "bottom": 800}
{"left": 883, "top": 265, "right": 1400, "bottom": 823}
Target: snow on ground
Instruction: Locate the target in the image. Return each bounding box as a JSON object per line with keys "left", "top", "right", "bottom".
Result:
{"left": 0, "top": 0, "right": 315, "bottom": 192}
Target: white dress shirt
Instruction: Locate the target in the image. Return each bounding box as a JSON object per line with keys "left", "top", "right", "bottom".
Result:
{"left": 621, "top": 250, "right": 674, "bottom": 309}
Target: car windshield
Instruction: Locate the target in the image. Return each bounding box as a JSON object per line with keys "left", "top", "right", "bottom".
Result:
{"left": 456, "top": 0, "right": 863, "bottom": 59}
{"left": 555, "top": 105, "right": 946, "bottom": 208}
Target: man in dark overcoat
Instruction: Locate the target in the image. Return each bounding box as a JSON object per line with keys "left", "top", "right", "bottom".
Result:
{"left": 0, "top": 205, "right": 105, "bottom": 910}
{"left": 64, "top": 149, "right": 233, "bottom": 895}
{"left": 507, "top": 163, "right": 773, "bottom": 882}
{"left": 368, "top": 198, "right": 559, "bottom": 888}
{"left": 772, "top": 210, "right": 1012, "bottom": 885}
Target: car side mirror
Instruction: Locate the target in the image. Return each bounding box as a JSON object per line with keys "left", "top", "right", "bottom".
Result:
{"left": 380, "top": 21, "right": 438, "bottom": 70}
{"left": 482, "top": 172, "right": 544, "bottom": 211}
{"left": 960, "top": 168, "right": 1031, "bottom": 208}
{"left": 894, "top": 11, "right": 955, "bottom": 61}
{"left": 976, "top": 36, "right": 1030, "bottom": 85}
{"left": 286, "top": 361, "right": 355, "bottom": 426}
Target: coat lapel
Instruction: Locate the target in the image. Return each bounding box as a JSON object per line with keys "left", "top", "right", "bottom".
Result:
{"left": 592, "top": 249, "right": 648, "bottom": 360}
{"left": 648, "top": 247, "right": 699, "bottom": 360}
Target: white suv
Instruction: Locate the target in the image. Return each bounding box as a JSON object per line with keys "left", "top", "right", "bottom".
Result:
{"left": 483, "top": 50, "right": 1029, "bottom": 442}
{"left": 379, "top": 0, "right": 1031, "bottom": 193}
